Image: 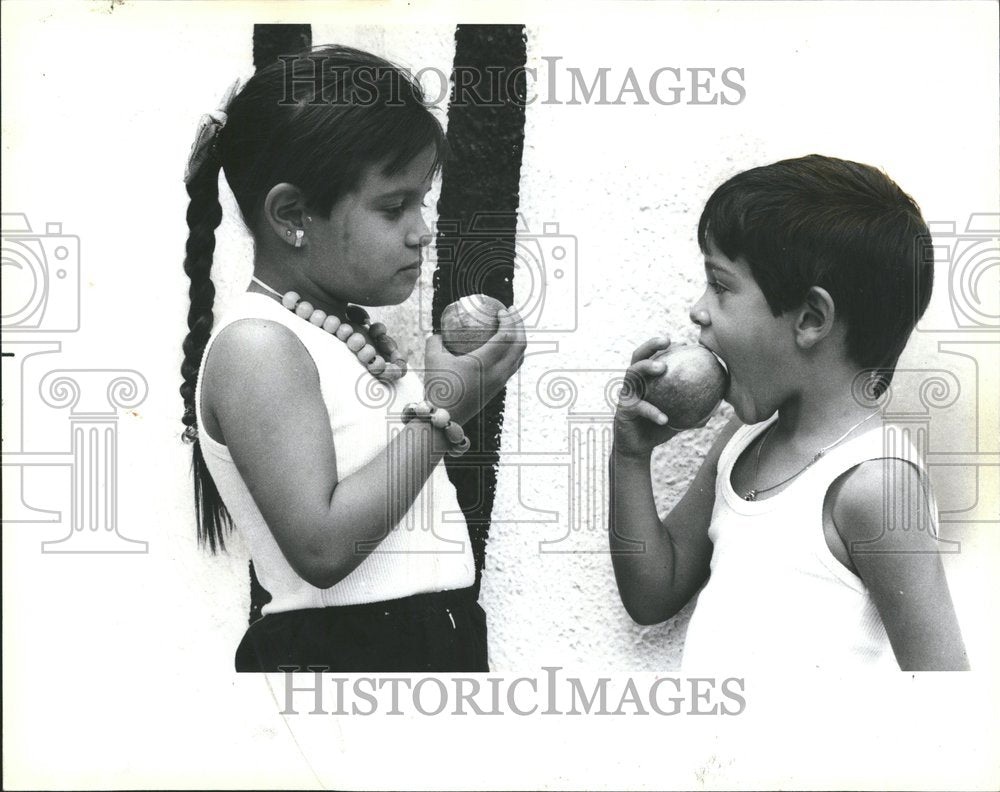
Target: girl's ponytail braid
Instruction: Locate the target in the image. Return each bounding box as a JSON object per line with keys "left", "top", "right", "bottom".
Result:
{"left": 180, "top": 154, "right": 232, "bottom": 551}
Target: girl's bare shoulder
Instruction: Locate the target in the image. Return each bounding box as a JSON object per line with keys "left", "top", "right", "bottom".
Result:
{"left": 202, "top": 318, "right": 320, "bottom": 413}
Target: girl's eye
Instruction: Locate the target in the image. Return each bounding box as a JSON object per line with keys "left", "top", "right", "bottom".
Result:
{"left": 383, "top": 205, "right": 405, "bottom": 219}
{"left": 707, "top": 279, "right": 726, "bottom": 295}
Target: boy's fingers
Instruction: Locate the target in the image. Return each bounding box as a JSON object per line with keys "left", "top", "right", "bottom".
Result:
{"left": 629, "top": 400, "right": 669, "bottom": 427}
{"left": 631, "top": 358, "right": 667, "bottom": 378}
{"left": 631, "top": 336, "right": 671, "bottom": 365}
{"left": 619, "top": 368, "right": 647, "bottom": 406}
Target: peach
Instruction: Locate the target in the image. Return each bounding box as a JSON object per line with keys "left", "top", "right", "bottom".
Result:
{"left": 440, "top": 294, "right": 506, "bottom": 355}
{"left": 646, "top": 344, "right": 728, "bottom": 429}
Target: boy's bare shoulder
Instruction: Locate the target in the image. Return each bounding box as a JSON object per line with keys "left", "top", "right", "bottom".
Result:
{"left": 830, "top": 457, "right": 936, "bottom": 552}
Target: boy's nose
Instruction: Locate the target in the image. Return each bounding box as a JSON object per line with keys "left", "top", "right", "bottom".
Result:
{"left": 689, "top": 298, "right": 710, "bottom": 327}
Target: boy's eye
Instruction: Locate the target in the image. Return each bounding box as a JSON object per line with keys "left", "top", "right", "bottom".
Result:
{"left": 707, "top": 279, "right": 727, "bottom": 295}
{"left": 383, "top": 205, "right": 405, "bottom": 219}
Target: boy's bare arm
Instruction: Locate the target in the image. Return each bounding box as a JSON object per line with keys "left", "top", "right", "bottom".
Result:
{"left": 833, "top": 459, "right": 970, "bottom": 671}
{"left": 610, "top": 416, "right": 741, "bottom": 625}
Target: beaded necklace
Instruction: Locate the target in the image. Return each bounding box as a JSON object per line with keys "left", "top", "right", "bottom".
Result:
{"left": 250, "top": 276, "right": 407, "bottom": 383}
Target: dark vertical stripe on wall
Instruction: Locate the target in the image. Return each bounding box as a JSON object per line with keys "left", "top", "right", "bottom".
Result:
{"left": 253, "top": 24, "right": 312, "bottom": 72}
{"left": 434, "top": 25, "right": 528, "bottom": 590}
{"left": 247, "top": 24, "right": 312, "bottom": 626}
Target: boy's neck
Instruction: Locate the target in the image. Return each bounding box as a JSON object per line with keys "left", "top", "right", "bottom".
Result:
{"left": 772, "top": 362, "right": 882, "bottom": 451}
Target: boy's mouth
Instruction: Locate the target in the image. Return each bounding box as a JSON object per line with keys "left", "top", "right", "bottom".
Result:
{"left": 697, "top": 342, "right": 732, "bottom": 399}
{"left": 696, "top": 342, "right": 729, "bottom": 374}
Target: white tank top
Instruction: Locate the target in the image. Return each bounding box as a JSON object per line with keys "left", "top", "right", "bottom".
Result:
{"left": 195, "top": 292, "right": 474, "bottom": 615}
{"left": 681, "top": 415, "right": 939, "bottom": 671}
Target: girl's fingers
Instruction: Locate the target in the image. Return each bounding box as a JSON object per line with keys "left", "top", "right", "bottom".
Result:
{"left": 486, "top": 307, "right": 527, "bottom": 369}
{"left": 505, "top": 308, "right": 527, "bottom": 366}
{"left": 499, "top": 306, "right": 526, "bottom": 344}
{"left": 424, "top": 333, "right": 446, "bottom": 355}
{"left": 507, "top": 306, "right": 526, "bottom": 343}
{"left": 630, "top": 336, "right": 671, "bottom": 365}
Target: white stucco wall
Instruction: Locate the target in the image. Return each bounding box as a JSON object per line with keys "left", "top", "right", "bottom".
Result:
{"left": 3, "top": 2, "right": 998, "bottom": 788}
{"left": 483, "top": 10, "right": 1000, "bottom": 671}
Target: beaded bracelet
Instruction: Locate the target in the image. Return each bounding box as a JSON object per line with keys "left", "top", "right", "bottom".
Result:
{"left": 401, "top": 400, "right": 471, "bottom": 457}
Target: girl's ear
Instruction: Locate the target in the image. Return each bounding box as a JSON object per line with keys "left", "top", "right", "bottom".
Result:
{"left": 794, "top": 286, "right": 836, "bottom": 350}
{"left": 262, "top": 183, "right": 309, "bottom": 245}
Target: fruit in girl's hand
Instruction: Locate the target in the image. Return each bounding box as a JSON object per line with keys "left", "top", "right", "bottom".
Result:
{"left": 646, "top": 344, "right": 729, "bottom": 429}
{"left": 440, "top": 295, "right": 506, "bottom": 355}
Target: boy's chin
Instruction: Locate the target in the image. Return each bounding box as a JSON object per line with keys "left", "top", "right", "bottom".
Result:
{"left": 725, "top": 389, "right": 775, "bottom": 426}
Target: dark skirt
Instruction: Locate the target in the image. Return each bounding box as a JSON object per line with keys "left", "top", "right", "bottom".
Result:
{"left": 234, "top": 586, "right": 488, "bottom": 673}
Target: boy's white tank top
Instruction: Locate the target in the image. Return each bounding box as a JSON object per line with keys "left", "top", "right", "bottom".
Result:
{"left": 195, "top": 292, "right": 474, "bottom": 615}
{"left": 681, "top": 414, "right": 940, "bottom": 671}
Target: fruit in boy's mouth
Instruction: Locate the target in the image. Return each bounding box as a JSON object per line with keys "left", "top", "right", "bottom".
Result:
{"left": 646, "top": 344, "right": 729, "bottom": 429}
{"left": 440, "top": 295, "right": 506, "bottom": 355}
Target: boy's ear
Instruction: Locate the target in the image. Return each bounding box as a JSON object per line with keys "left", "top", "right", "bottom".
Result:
{"left": 262, "top": 183, "right": 309, "bottom": 244}
{"left": 794, "top": 286, "right": 836, "bottom": 349}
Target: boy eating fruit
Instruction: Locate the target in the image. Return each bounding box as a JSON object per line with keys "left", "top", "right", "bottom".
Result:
{"left": 609, "top": 155, "right": 968, "bottom": 671}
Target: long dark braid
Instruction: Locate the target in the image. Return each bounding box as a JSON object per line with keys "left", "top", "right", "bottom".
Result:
{"left": 180, "top": 151, "right": 232, "bottom": 552}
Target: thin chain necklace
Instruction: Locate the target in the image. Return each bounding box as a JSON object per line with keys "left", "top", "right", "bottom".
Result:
{"left": 742, "top": 410, "right": 881, "bottom": 502}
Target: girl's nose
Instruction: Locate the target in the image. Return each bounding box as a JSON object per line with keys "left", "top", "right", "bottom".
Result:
{"left": 406, "top": 227, "right": 431, "bottom": 249}
{"left": 689, "top": 296, "right": 711, "bottom": 327}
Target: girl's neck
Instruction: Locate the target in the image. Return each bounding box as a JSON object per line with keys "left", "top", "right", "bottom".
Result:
{"left": 248, "top": 268, "right": 350, "bottom": 321}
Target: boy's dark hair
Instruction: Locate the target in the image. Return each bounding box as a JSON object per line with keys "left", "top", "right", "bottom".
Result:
{"left": 179, "top": 46, "right": 448, "bottom": 553}
{"left": 697, "top": 154, "right": 934, "bottom": 395}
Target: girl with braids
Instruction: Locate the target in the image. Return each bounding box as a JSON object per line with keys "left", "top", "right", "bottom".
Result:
{"left": 180, "top": 46, "right": 525, "bottom": 672}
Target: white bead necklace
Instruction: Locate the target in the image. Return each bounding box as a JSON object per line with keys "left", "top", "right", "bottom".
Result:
{"left": 250, "top": 277, "right": 407, "bottom": 383}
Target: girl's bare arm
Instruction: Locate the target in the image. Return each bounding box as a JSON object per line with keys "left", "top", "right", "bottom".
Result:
{"left": 204, "top": 315, "right": 523, "bottom": 588}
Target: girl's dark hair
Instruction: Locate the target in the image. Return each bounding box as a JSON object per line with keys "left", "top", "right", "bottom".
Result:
{"left": 180, "top": 46, "right": 448, "bottom": 552}
{"left": 697, "top": 154, "right": 934, "bottom": 397}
